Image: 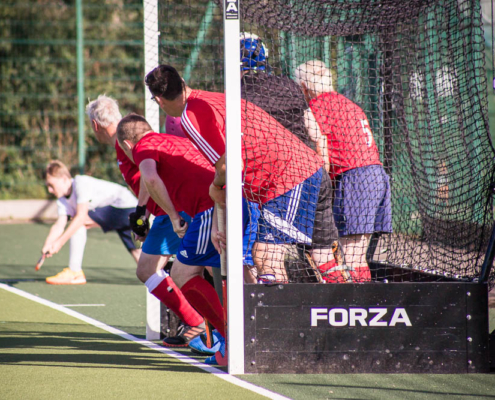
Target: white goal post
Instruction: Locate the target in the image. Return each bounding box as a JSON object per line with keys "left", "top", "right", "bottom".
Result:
{"left": 142, "top": 0, "right": 246, "bottom": 373}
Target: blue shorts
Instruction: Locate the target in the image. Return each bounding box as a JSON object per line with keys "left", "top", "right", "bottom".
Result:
{"left": 142, "top": 212, "right": 191, "bottom": 256}
{"left": 243, "top": 199, "right": 260, "bottom": 266}
{"left": 176, "top": 207, "right": 221, "bottom": 268}
{"left": 257, "top": 168, "right": 323, "bottom": 245}
{"left": 333, "top": 165, "right": 392, "bottom": 236}
{"left": 88, "top": 206, "right": 136, "bottom": 251}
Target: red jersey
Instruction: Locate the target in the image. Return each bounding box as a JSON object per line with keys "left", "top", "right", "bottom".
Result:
{"left": 180, "top": 90, "right": 323, "bottom": 205}
{"left": 309, "top": 92, "right": 382, "bottom": 180}
{"left": 114, "top": 141, "right": 165, "bottom": 217}
{"left": 132, "top": 132, "right": 215, "bottom": 217}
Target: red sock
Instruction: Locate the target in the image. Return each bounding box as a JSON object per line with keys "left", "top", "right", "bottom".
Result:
{"left": 181, "top": 276, "right": 226, "bottom": 338}
{"left": 318, "top": 260, "right": 345, "bottom": 283}
{"left": 151, "top": 276, "right": 204, "bottom": 327}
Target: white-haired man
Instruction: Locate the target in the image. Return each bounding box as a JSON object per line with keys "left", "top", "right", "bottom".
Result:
{"left": 294, "top": 60, "right": 393, "bottom": 282}
{"left": 85, "top": 96, "right": 206, "bottom": 347}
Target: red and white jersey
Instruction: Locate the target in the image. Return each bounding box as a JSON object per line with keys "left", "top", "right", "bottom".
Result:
{"left": 181, "top": 90, "right": 323, "bottom": 205}
{"left": 114, "top": 141, "right": 165, "bottom": 217}
{"left": 309, "top": 92, "right": 382, "bottom": 180}
{"left": 132, "top": 132, "right": 215, "bottom": 217}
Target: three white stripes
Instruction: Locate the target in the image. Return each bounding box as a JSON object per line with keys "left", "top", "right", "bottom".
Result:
{"left": 182, "top": 105, "right": 220, "bottom": 165}
{"left": 196, "top": 208, "right": 213, "bottom": 255}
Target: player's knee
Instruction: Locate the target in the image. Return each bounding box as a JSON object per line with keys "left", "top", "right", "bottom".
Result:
{"left": 171, "top": 261, "right": 202, "bottom": 288}
{"left": 135, "top": 264, "right": 148, "bottom": 283}
{"left": 136, "top": 257, "right": 154, "bottom": 283}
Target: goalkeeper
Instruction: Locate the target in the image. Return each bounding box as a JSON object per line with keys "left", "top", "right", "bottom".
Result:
{"left": 86, "top": 95, "right": 205, "bottom": 346}
{"left": 295, "top": 60, "right": 393, "bottom": 282}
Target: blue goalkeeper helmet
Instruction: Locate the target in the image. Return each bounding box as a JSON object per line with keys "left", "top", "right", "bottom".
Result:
{"left": 240, "top": 33, "right": 268, "bottom": 72}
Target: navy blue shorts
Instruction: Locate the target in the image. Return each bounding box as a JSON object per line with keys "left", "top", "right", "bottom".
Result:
{"left": 257, "top": 168, "right": 322, "bottom": 245}
{"left": 333, "top": 165, "right": 392, "bottom": 236}
{"left": 88, "top": 206, "right": 137, "bottom": 251}
{"left": 176, "top": 207, "right": 220, "bottom": 268}
{"left": 142, "top": 212, "right": 191, "bottom": 256}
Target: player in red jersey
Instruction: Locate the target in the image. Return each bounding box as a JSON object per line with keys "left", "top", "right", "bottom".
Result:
{"left": 117, "top": 114, "right": 227, "bottom": 351}
{"left": 295, "top": 60, "right": 393, "bottom": 281}
{"left": 144, "top": 65, "right": 339, "bottom": 284}
{"left": 86, "top": 96, "right": 205, "bottom": 345}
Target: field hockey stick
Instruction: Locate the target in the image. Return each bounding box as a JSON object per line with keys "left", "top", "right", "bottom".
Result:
{"left": 304, "top": 252, "right": 324, "bottom": 283}
{"left": 35, "top": 252, "right": 48, "bottom": 271}
{"left": 217, "top": 206, "right": 228, "bottom": 336}
{"left": 332, "top": 240, "right": 353, "bottom": 282}
{"left": 204, "top": 320, "right": 214, "bottom": 349}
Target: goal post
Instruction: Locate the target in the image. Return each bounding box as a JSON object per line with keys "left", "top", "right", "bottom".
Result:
{"left": 223, "top": 0, "right": 245, "bottom": 374}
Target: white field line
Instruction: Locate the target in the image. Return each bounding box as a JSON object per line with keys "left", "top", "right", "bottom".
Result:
{"left": 0, "top": 283, "right": 290, "bottom": 400}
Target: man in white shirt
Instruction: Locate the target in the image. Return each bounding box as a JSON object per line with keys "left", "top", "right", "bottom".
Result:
{"left": 41, "top": 160, "right": 140, "bottom": 284}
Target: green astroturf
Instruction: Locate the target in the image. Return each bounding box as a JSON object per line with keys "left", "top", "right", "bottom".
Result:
{"left": 1, "top": 223, "right": 495, "bottom": 400}
{"left": 0, "top": 289, "right": 266, "bottom": 400}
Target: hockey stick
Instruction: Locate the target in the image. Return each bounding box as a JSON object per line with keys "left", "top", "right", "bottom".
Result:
{"left": 217, "top": 206, "right": 227, "bottom": 322}
{"left": 216, "top": 205, "right": 228, "bottom": 365}
{"left": 332, "top": 240, "right": 353, "bottom": 283}
{"left": 35, "top": 253, "right": 48, "bottom": 271}
{"left": 304, "top": 252, "right": 324, "bottom": 283}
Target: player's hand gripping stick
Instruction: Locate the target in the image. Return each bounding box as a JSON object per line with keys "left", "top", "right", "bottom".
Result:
{"left": 35, "top": 253, "right": 48, "bottom": 271}
{"left": 129, "top": 205, "right": 149, "bottom": 237}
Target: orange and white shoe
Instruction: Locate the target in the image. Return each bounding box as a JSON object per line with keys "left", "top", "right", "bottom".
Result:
{"left": 46, "top": 268, "right": 86, "bottom": 285}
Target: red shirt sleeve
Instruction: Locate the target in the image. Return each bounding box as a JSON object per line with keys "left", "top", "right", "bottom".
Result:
{"left": 115, "top": 141, "right": 140, "bottom": 196}
{"left": 132, "top": 138, "right": 160, "bottom": 168}
{"left": 180, "top": 98, "right": 225, "bottom": 166}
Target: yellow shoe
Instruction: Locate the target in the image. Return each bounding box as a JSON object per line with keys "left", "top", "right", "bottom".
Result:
{"left": 46, "top": 268, "right": 86, "bottom": 285}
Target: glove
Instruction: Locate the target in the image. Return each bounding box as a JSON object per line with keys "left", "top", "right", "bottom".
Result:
{"left": 129, "top": 205, "right": 149, "bottom": 237}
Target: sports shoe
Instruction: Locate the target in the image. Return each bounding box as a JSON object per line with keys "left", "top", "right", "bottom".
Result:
{"left": 162, "top": 322, "right": 205, "bottom": 348}
{"left": 205, "top": 340, "right": 227, "bottom": 366}
{"left": 257, "top": 274, "right": 286, "bottom": 285}
{"left": 189, "top": 330, "right": 223, "bottom": 355}
{"left": 46, "top": 268, "right": 86, "bottom": 285}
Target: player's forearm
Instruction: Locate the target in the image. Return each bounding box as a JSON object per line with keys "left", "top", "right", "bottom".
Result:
{"left": 144, "top": 176, "right": 180, "bottom": 222}
{"left": 317, "top": 135, "right": 330, "bottom": 172}
{"left": 137, "top": 175, "right": 151, "bottom": 207}
{"left": 56, "top": 214, "right": 86, "bottom": 248}
{"left": 43, "top": 218, "right": 66, "bottom": 247}
{"left": 213, "top": 154, "right": 226, "bottom": 187}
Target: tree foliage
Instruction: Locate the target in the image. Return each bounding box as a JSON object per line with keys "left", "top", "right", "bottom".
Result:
{"left": 0, "top": 0, "right": 144, "bottom": 199}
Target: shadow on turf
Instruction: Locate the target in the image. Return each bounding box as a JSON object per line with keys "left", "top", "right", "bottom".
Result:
{"left": 278, "top": 382, "right": 495, "bottom": 398}
{"left": 0, "top": 323, "right": 210, "bottom": 373}
{"left": 0, "top": 264, "right": 142, "bottom": 286}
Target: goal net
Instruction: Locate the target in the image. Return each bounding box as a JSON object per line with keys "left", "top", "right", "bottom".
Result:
{"left": 144, "top": 0, "right": 495, "bottom": 286}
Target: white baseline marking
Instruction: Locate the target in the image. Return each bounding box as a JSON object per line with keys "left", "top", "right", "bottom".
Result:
{"left": 0, "top": 283, "right": 289, "bottom": 400}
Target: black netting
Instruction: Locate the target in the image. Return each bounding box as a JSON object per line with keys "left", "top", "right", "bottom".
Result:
{"left": 150, "top": 0, "right": 495, "bottom": 286}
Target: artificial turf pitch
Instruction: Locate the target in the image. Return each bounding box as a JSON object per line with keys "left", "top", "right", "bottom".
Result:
{"left": 1, "top": 223, "right": 495, "bottom": 399}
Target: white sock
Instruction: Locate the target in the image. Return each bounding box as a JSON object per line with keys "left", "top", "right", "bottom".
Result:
{"left": 68, "top": 226, "right": 87, "bottom": 272}
{"left": 144, "top": 269, "right": 170, "bottom": 293}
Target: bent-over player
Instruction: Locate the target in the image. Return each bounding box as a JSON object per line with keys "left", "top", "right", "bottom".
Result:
{"left": 117, "top": 114, "right": 227, "bottom": 363}
{"left": 42, "top": 160, "right": 139, "bottom": 284}
{"left": 86, "top": 95, "right": 205, "bottom": 346}
{"left": 295, "top": 60, "right": 393, "bottom": 282}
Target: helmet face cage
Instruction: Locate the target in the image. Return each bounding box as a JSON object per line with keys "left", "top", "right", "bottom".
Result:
{"left": 240, "top": 37, "right": 267, "bottom": 71}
